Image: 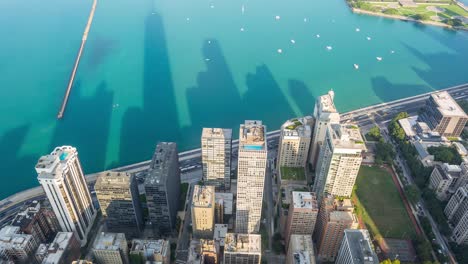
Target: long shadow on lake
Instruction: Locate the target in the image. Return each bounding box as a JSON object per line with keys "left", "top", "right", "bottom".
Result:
{"left": 288, "top": 79, "right": 315, "bottom": 116}
{"left": 183, "top": 39, "right": 244, "bottom": 144}
{"left": 371, "top": 76, "right": 433, "bottom": 103}
{"left": 119, "top": 12, "right": 180, "bottom": 164}
{"left": 0, "top": 125, "right": 38, "bottom": 198}
{"left": 49, "top": 81, "right": 113, "bottom": 174}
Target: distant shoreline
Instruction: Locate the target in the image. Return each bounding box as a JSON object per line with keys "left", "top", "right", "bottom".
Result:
{"left": 347, "top": 3, "right": 468, "bottom": 31}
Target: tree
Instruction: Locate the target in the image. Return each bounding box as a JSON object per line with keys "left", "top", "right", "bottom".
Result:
{"left": 427, "top": 146, "right": 462, "bottom": 164}
{"left": 405, "top": 185, "right": 421, "bottom": 204}
{"left": 375, "top": 141, "right": 395, "bottom": 164}
{"left": 414, "top": 236, "right": 432, "bottom": 262}
{"left": 413, "top": 13, "right": 430, "bottom": 21}
{"left": 368, "top": 126, "right": 382, "bottom": 141}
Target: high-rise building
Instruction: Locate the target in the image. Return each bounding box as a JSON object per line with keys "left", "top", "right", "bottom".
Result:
{"left": 201, "top": 128, "right": 232, "bottom": 190}
{"left": 144, "top": 142, "right": 180, "bottom": 236}
{"left": 92, "top": 232, "right": 128, "bottom": 264}
{"left": 445, "top": 185, "right": 468, "bottom": 244}
{"left": 224, "top": 233, "right": 261, "bottom": 264}
{"left": 278, "top": 117, "right": 313, "bottom": 169}
{"left": 284, "top": 192, "right": 319, "bottom": 248}
{"left": 35, "top": 232, "right": 80, "bottom": 264}
{"left": 286, "top": 234, "right": 315, "bottom": 264}
{"left": 130, "top": 239, "right": 170, "bottom": 264}
{"left": 236, "top": 120, "right": 268, "bottom": 234}
{"left": 11, "top": 200, "right": 59, "bottom": 245}
{"left": 309, "top": 91, "right": 340, "bottom": 169}
{"left": 94, "top": 171, "right": 143, "bottom": 238}
{"left": 213, "top": 224, "right": 228, "bottom": 261}
{"left": 192, "top": 185, "right": 215, "bottom": 238}
{"left": 215, "top": 192, "right": 233, "bottom": 224}
{"left": 314, "top": 196, "right": 358, "bottom": 262}
{"left": 35, "top": 146, "right": 97, "bottom": 246}
{"left": 429, "top": 163, "right": 462, "bottom": 201}
{"left": 314, "top": 124, "right": 366, "bottom": 202}
{"left": 419, "top": 91, "right": 468, "bottom": 137}
{"left": 335, "top": 229, "right": 378, "bottom": 264}
{"left": 0, "top": 226, "right": 37, "bottom": 263}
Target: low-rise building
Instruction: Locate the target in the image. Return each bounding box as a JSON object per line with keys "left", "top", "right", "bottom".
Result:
{"left": 40, "top": 232, "right": 81, "bottom": 264}
{"left": 130, "top": 239, "right": 170, "bottom": 264}
{"left": 0, "top": 225, "right": 37, "bottom": 263}
{"left": 335, "top": 229, "right": 378, "bottom": 264}
{"left": 286, "top": 234, "right": 315, "bottom": 264}
{"left": 284, "top": 192, "right": 318, "bottom": 248}
{"left": 429, "top": 163, "right": 462, "bottom": 201}
{"left": 92, "top": 232, "right": 128, "bottom": 264}
{"left": 213, "top": 224, "right": 228, "bottom": 262}
{"left": 224, "top": 233, "right": 261, "bottom": 264}
{"left": 201, "top": 239, "right": 218, "bottom": 264}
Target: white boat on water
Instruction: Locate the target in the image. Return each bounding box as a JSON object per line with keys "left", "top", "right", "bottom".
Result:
{"left": 240, "top": 27, "right": 245, "bottom": 32}
{"left": 376, "top": 57, "right": 382, "bottom": 61}
{"left": 304, "top": 18, "right": 308, "bottom": 22}
{"left": 275, "top": 15, "right": 281, "bottom": 20}
{"left": 277, "top": 49, "right": 283, "bottom": 54}
{"left": 326, "top": 46, "right": 332, "bottom": 50}
{"left": 391, "top": 50, "right": 395, "bottom": 54}
{"left": 316, "top": 34, "right": 320, "bottom": 38}
{"left": 356, "top": 28, "right": 360, "bottom": 32}
{"left": 291, "top": 39, "right": 296, "bottom": 44}
{"left": 367, "top": 36, "right": 371, "bottom": 40}
{"left": 354, "top": 64, "right": 359, "bottom": 69}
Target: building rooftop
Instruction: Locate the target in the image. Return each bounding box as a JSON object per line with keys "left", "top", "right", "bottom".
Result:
{"left": 43, "top": 232, "right": 74, "bottom": 264}
{"left": 281, "top": 117, "right": 312, "bottom": 138}
{"left": 130, "top": 239, "right": 169, "bottom": 257}
{"left": 36, "top": 146, "right": 77, "bottom": 179}
{"left": 93, "top": 232, "right": 126, "bottom": 251}
{"left": 329, "top": 124, "right": 367, "bottom": 152}
{"left": 187, "top": 240, "right": 202, "bottom": 264}
{"left": 145, "top": 142, "right": 177, "bottom": 186}
{"left": 343, "top": 229, "right": 378, "bottom": 264}
{"left": 192, "top": 185, "right": 215, "bottom": 208}
{"left": 239, "top": 120, "right": 266, "bottom": 150}
{"left": 398, "top": 117, "right": 418, "bottom": 137}
{"left": 330, "top": 211, "right": 356, "bottom": 223}
{"left": 225, "top": 233, "right": 261, "bottom": 254}
{"left": 289, "top": 234, "right": 315, "bottom": 264}
{"left": 335, "top": 198, "right": 354, "bottom": 212}
{"left": 215, "top": 193, "right": 233, "bottom": 215}
{"left": 0, "top": 226, "right": 33, "bottom": 249}
{"left": 94, "top": 171, "right": 131, "bottom": 188}
{"left": 213, "top": 224, "right": 228, "bottom": 247}
{"left": 454, "top": 142, "right": 468, "bottom": 156}
{"left": 292, "top": 192, "right": 318, "bottom": 210}
{"left": 318, "top": 91, "right": 338, "bottom": 113}
{"left": 431, "top": 91, "right": 468, "bottom": 118}
{"left": 202, "top": 128, "right": 232, "bottom": 139}
{"left": 11, "top": 200, "right": 41, "bottom": 230}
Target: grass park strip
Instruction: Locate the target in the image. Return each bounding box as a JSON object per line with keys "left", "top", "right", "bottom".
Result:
{"left": 352, "top": 165, "right": 417, "bottom": 240}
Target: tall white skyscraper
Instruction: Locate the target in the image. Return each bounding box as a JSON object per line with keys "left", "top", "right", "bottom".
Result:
{"left": 201, "top": 128, "right": 232, "bottom": 190}
{"left": 35, "top": 146, "right": 96, "bottom": 247}
{"left": 309, "top": 91, "right": 340, "bottom": 169}
{"left": 235, "top": 120, "right": 267, "bottom": 234}
{"left": 314, "top": 124, "right": 366, "bottom": 202}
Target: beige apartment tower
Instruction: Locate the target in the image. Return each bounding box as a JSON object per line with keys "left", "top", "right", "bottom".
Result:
{"left": 192, "top": 185, "right": 216, "bottom": 238}
{"left": 36, "top": 146, "right": 96, "bottom": 247}
{"left": 309, "top": 91, "right": 340, "bottom": 169}
{"left": 314, "top": 124, "right": 366, "bottom": 202}
{"left": 284, "top": 192, "right": 319, "bottom": 248}
{"left": 201, "top": 128, "right": 232, "bottom": 190}
{"left": 236, "top": 120, "right": 268, "bottom": 234}
{"left": 420, "top": 91, "right": 468, "bottom": 137}
{"left": 314, "top": 196, "right": 358, "bottom": 262}
{"left": 278, "top": 117, "right": 313, "bottom": 169}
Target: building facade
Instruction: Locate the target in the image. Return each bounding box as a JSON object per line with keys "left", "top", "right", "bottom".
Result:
{"left": 278, "top": 117, "right": 312, "bottom": 169}
{"left": 429, "top": 163, "right": 462, "bottom": 201}
{"left": 284, "top": 192, "right": 319, "bottom": 248}
{"left": 224, "top": 233, "right": 261, "bottom": 264}
{"left": 309, "top": 91, "right": 340, "bottom": 170}
{"left": 92, "top": 232, "right": 128, "bottom": 264}
{"left": 144, "top": 142, "right": 180, "bottom": 236}
{"left": 35, "top": 146, "right": 97, "bottom": 246}
{"left": 286, "top": 234, "right": 315, "bottom": 264}
{"left": 36, "top": 232, "right": 81, "bottom": 264}
{"left": 0, "top": 226, "right": 37, "bottom": 263}
{"left": 235, "top": 121, "right": 268, "bottom": 234}
{"left": 314, "top": 124, "right": 365, "bottom": 202}
{"left": 94, "top": 171, "right": 143, "bottom": 238}
{"left": 130, "top": 239, "right": 170, "bottom": 264}
{"left": 201, "top": 128, "right": 232, "bottom": 190}
{"left": 445, "top": 185, "right": 468, "bottom": 244}
{"left": 314, "top": 196, "right": 358, "bottom": 262}
{"left": 419, "top": 91, "right": 468, "bottom": 137}
{"left": 335, "top": 229, "right": 378, "bottom": 264}
{"left": 192, "top": 185, "right": 215, "bottom": 238}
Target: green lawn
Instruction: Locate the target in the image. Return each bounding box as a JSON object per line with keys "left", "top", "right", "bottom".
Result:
{"left": 353, "top": 166, "right": 416, "bottom": 240}
{"left": 280, "top": 167, "right": 306, "bottom": 181}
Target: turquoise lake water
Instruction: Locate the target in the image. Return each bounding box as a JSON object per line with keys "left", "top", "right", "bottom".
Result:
{"left": 1, "top": 0, "right": 467, "bottom": 199}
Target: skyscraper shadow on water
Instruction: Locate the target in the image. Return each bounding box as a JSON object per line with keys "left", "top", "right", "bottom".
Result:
{"left": 288, "top": 79, "right": 316, "bottom": 116}
{"left": 183, "top": 39, "right": 244, "bottom": 145}
{"left": 49, "top": 81, "right": 114, "bottom": 174}
{"left": 370, "top": 76, "right": 433, "bottom": 103}
{"left": 119, "top": 12, "right": 179, "bottom": 165}
{"left": 0, "top": 124, "right": 37, "bottom": 198}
